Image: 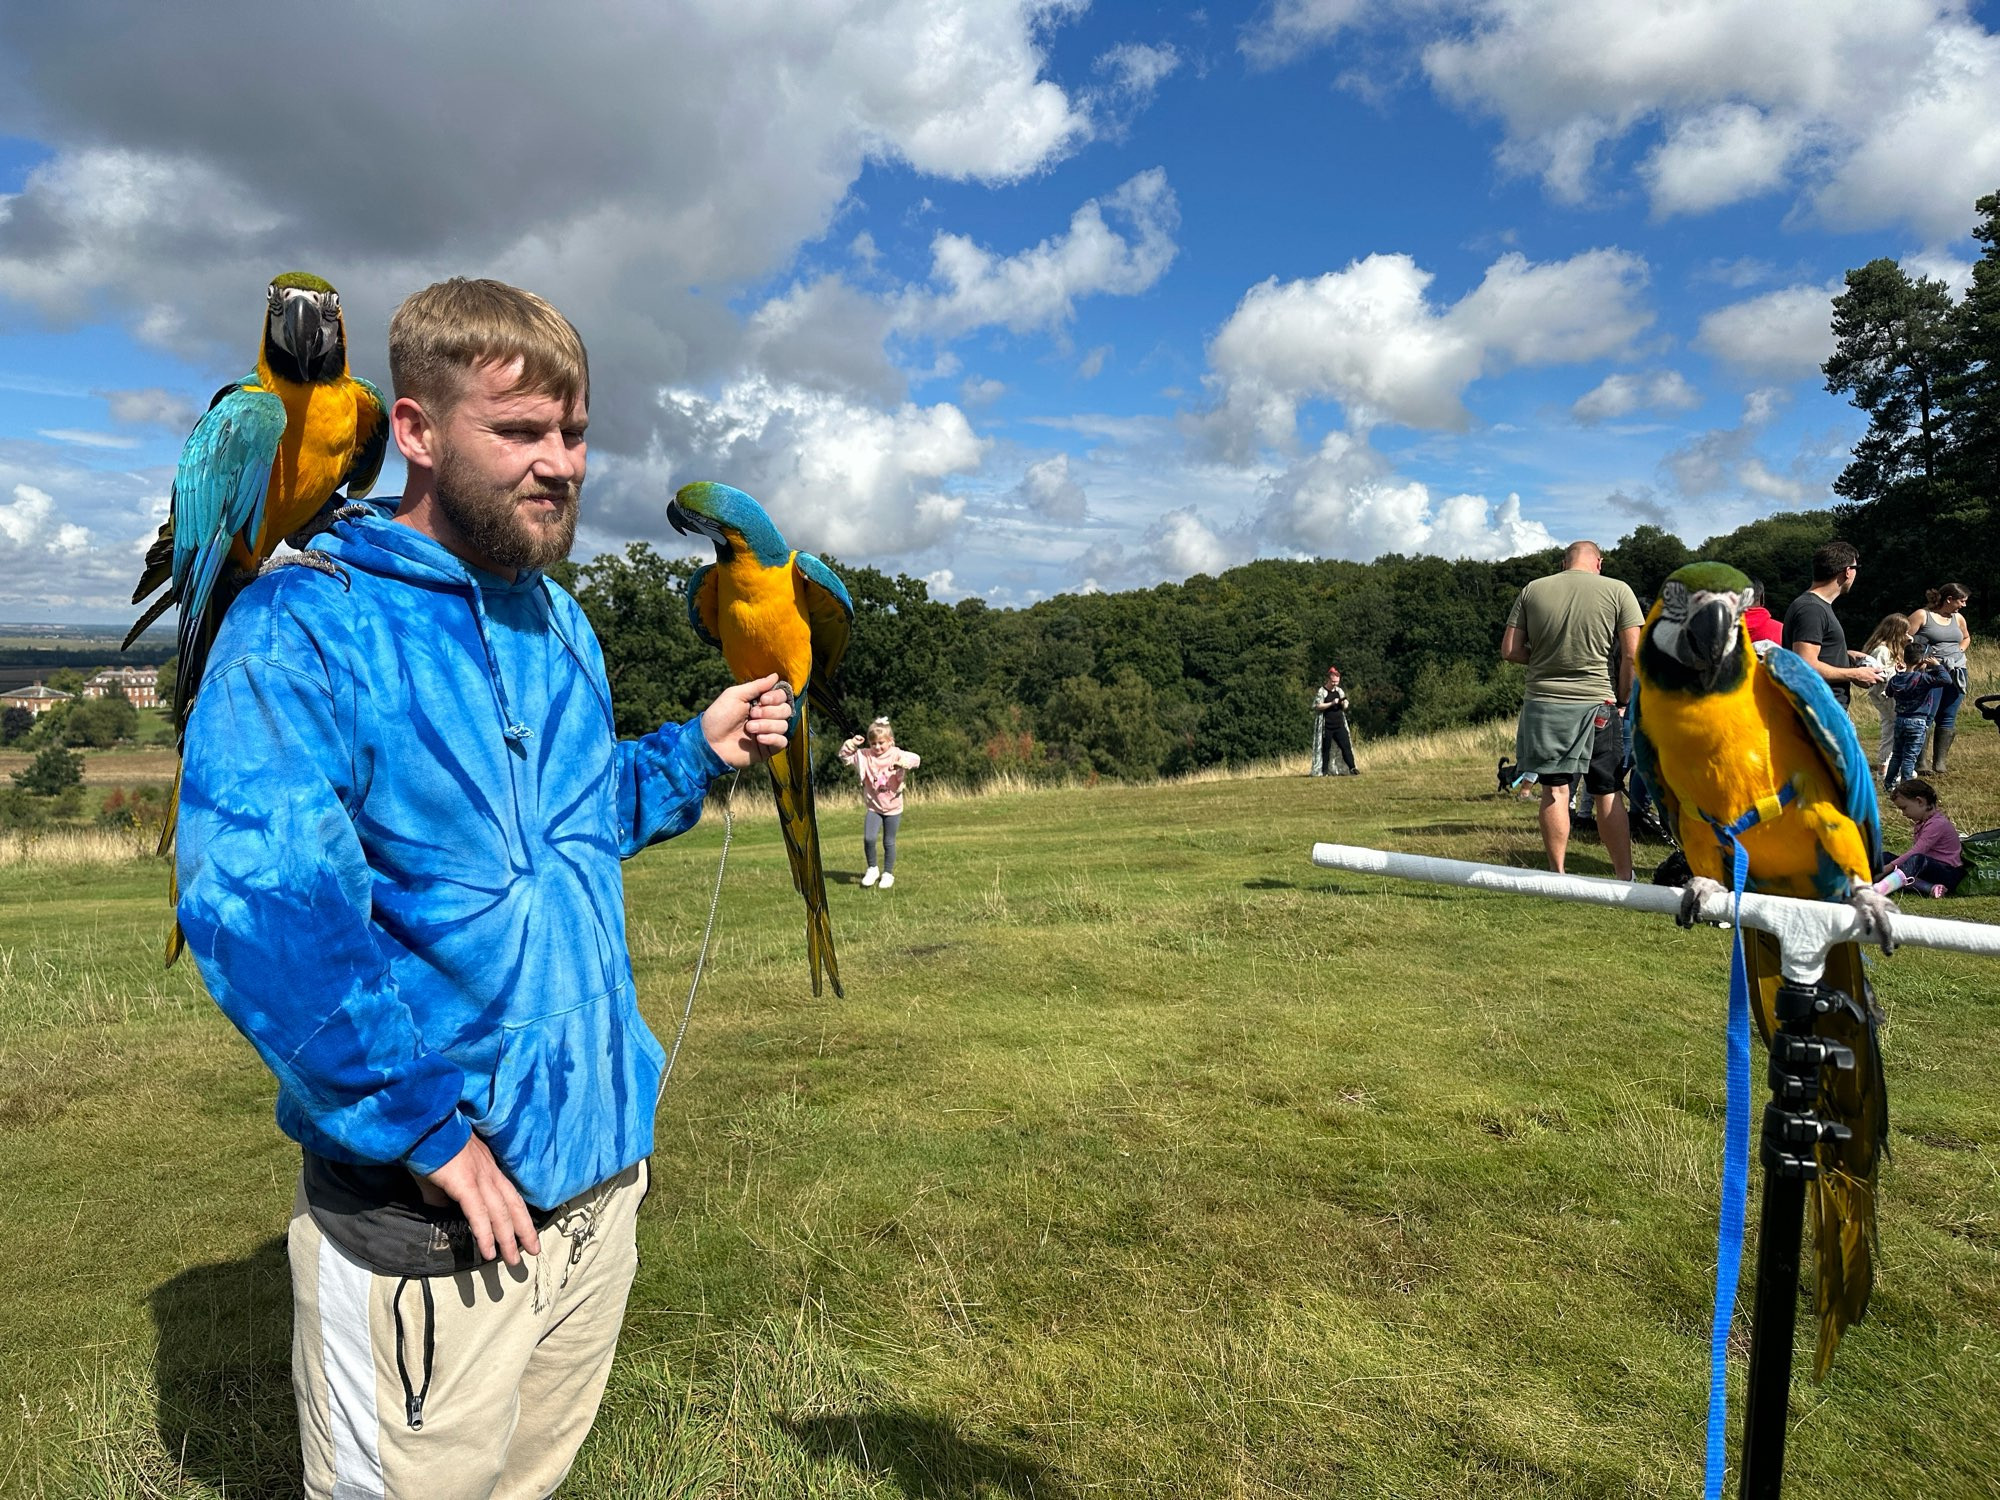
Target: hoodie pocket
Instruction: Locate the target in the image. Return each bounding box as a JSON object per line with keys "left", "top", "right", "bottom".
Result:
{"left": 472, "top": 984, "right": 666, "bottom": 1207}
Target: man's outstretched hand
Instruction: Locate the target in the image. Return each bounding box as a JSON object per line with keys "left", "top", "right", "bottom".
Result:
{"left": 703, "top": 672, "right": 795, "bottom": 767}
{"left": 414, "top": 1133, "right": 541, "bottom": 1267}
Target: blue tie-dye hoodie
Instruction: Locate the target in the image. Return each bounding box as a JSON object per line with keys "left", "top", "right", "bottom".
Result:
{"left": 178, "top": 510, "right": 727, "bottom": 1210}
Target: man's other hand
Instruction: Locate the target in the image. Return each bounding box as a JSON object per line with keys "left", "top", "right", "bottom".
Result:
{"left": 703, "top": 672, "right": 794, "bottom": 767}
{"left": 414, "top": 1133, "right": 541, "bottom": 1266}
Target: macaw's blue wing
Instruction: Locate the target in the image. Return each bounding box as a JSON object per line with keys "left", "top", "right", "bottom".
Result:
{"left": 343, "top": 377, "right": 390, "bottom": 499}
{"left": 1761, "top": 645, "right": 1882, "bottom": 874}
{"left": 685, "top": 563, "right": 722, "bottom": 650}
{"left": 167, "top": 386, "right": 287, "bottom": 732}
{"left": 793, "top": 550, "right": 855, "bottom": 738}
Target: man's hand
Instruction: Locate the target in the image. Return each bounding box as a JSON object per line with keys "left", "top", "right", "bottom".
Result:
{"left": 414, "top": 1133, "right": 540, "bottom": 1267}
{"left": 702, "top": 672, "right": 794, "bottom": 768}
{"left": 1846, "top": 659, "right": 1883, "bottom": 687}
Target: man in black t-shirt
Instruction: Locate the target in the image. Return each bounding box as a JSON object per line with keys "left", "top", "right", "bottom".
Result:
{"left": 1782, "top": 540, "right": 1882, "bottom": 706}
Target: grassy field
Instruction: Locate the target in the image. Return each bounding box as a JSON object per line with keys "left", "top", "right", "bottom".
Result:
{"left": 2, "top": 722, "right": 1998, "bottom": 1498}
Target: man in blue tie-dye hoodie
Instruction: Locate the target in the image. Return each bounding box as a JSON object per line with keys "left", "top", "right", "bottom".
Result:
{"left": 177, "top": 278, "right": 794, "bottom": 1500}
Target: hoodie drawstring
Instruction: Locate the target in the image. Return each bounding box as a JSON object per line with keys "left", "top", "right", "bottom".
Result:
{"left": 464, "top": 582, "right": 534, "bottom": 743}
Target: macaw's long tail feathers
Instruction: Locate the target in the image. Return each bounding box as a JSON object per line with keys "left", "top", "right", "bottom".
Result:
{"left": 766, "top": 719, "right": 843, "bottom": 998}
{"left": 159, "top": 759, "right": 186, "bottom": 967}
{"left": 1810, "top": 939, "right": 1888, "bottom": 1379}
{"left": 808, "top": 678, "right": 859, "bottom": 745}
{"left": 1749, "top": 932, "right": 1887, "bottom": 1379}
{"left": 123, "top": 582, "right": 178, "bottom": 652}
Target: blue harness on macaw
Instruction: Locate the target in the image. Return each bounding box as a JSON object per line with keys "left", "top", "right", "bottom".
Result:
{"left": 1696, "top": 777, "right": 1798, "bottom": 1500}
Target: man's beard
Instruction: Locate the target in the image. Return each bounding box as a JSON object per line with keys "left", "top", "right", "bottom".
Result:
{"left": 434, "top": 440, "right": 579, "bottom": 572}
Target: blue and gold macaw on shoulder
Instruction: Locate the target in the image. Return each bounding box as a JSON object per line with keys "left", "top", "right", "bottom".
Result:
{"left": 667, "top": 481, "right": 856, "bottom": 998}
{"left": 125, "top": 272, "right": 388, "bottom": 961}
{"left": 1630, "top": 560, "right": 1890, "bottom": 1378}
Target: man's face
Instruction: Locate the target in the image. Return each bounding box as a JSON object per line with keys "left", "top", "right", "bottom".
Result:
{"left": 1837, "top": 560, "right": 1859, "bottom": 596}
{"left": 430, "top": 358, "right": 587, "bottom": 572}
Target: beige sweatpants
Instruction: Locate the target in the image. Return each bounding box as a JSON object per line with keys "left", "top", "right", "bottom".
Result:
{"left": 288, "top": 1160, "right": 646, "bottom": 1500}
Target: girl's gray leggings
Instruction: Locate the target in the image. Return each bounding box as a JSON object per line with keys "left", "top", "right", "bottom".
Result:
{"left": 864, "top": 810, "right": 901, "bottom": 872}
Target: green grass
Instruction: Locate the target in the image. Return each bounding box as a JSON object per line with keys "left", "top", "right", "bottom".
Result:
{"left": 3, "top": 725, "right": 1998, "bottom": 1498}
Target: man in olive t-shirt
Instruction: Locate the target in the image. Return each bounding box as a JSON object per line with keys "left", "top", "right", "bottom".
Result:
{"left": 1499, "top": 540, "right": 1641, "bottom": 879}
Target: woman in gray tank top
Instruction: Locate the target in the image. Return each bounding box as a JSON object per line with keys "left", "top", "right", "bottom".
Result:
{"left": 1908, "top": 582, "right": 1971, "bottom": 774}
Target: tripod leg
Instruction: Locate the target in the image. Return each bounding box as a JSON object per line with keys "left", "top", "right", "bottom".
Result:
{"left": 1737, "top": 981, "right": 1855, "bottom": 1499}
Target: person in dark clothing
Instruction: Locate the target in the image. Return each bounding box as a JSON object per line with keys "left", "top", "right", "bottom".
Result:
{"left": 1781, "top": 540, "right": 1882, "bottom": 706}
{"left": 1311, "top": 666, "right": 1358, "bottom": 775}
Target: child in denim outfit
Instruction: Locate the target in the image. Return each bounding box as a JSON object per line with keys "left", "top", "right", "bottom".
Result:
{"left": 1883, "top": 641, "right": 1949, "bottom": 789}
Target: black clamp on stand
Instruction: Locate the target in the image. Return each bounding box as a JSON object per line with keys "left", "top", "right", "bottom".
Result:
{"left": 1737, "top": 981, "right": 1855, "bottom": 1498}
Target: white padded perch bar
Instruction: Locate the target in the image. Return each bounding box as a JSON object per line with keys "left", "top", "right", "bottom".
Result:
{"left": 1309, "top": 842, "right": 2000, "bottom": 983}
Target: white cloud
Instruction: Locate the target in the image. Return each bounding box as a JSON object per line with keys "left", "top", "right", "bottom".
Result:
{"left": 1260, "top": 430, "right": 1558, "bottom": 560}
{"left": 1420, "top": 0, "right": 2000, "bottom": 241}
{"left": 1094, "top": 42, "right": 1181, "bottom": 99}
{"left": 0, "top": 485, "right": 89, "bottom": 556}
{"left": 1195, "top": 247, "right": 1651, "bottom": 454}
{"left": 1241, "top": 0, "right": 1377, "bottom": 68}
{"left": 37, "top": 429, "right": 140, "bottom": 450}
{"left": 959, "top": 376, "right": 1006, "bottom": 406}
{"left": 0, "top": 0, "right": 1091, "bottom": 453}
{"left": 1695, "top": 281, "right": 1839, "bottom": 377}
{"left": 1741, "top": 387, "right": 1789, "bottom": 426}
{"left": 100, "top": 386, "right": 202, "bottom": 431}
{"left": 647, "top": 375, "right": 984, "bottom": 559}
{"left": 1076, "top": 345, "right": 1111, "bottom": 380}
{"left": 1571, "top": 370, "right": 1700, "bottom": 424}
{"left": 1641, "top": 103, "right": 1806, "bottom": 216}
{"left": 1012, "top": 453, "right": 1089, "bottom": 522}
{"left": 896, "top": 168, "right": 1179, "bottom": 337}
{"left": 1662, "top": 423, "right": 1816, "bottom": 504}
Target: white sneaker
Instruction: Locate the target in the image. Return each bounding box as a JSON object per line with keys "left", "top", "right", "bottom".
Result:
{"left": 861, "top": 866, "right": 880, "bottom": 887}
{"left": 878, "top": 872, "right": 895, "bottom": 889}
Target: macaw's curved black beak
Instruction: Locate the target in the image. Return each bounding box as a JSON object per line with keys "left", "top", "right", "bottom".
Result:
{"left": 282, "top": 294, "right": 323, "bottom": 364}
{"left": 1685, "top": 598, "right": 1735, "bottom": 676}
{"left": 666, "top": 499, "right": 697, "bottom": 537}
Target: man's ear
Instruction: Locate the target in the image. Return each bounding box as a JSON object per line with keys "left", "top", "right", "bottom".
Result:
{"left": 392, "top": 396, "right": 438, "bottom": 470}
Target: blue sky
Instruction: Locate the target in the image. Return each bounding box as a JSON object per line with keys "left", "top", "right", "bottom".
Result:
{"left": 1, "top": 0, "right": 1995, "bottom": 623}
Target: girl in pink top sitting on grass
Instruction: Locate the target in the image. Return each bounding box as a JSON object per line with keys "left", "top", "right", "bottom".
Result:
{"left": 1873, "top": 778, "right": 1966, "bottom": 898}
{"left": 840, "top": 717, "right": 921, "bottom": 889}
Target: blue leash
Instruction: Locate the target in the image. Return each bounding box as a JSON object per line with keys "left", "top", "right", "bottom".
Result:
{"left": 1700, "top": 783, "right": 1795, "bottom": 1499}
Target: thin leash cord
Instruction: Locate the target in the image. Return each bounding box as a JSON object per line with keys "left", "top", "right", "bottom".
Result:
{"left": 662, "top": 768, "right": 740, "bottom": 1087}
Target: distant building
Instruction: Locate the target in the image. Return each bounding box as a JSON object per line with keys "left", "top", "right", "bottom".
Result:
{"left": 83, "top": 665, "right": 160, "bottom": 709}
{"left": 0, "top": 683, "right": 74, "bottom": 717}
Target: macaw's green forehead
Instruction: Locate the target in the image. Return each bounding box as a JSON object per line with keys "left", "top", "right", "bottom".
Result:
{"left": 271, "top": 271, "right": 336, "bottom": 294}
{"left": 1667, "top": 561, "right": 1751, "bottom": 595}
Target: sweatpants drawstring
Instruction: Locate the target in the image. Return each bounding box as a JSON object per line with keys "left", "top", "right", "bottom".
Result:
{"left": 392, "top": 1276, "right": 436, "bottom": 1429}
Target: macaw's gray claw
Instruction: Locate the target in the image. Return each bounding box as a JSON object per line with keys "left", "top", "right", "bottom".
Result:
{"left": 1678, "top": 875, "right": 1728, "bottom": 929}
{"left": 1849, "top": 884, "right": 1897, "bottom": 956}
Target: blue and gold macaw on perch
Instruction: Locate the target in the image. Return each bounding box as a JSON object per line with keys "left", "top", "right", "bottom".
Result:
{"left": 1631, "top": 561, "right": 1892, "bottom": 1379}
{"left": 126, "top": 272, "right": 388, "bottom": 961}
{"left": 668, "top": 481, "right": 856, "bottom": 998}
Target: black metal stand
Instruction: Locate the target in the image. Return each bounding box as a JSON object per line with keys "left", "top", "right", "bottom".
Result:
{"left": 1737, "top": 981, "right": 1855, "bottom": 1499}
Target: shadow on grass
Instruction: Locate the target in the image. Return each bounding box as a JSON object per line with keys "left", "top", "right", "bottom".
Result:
{"left": 150, "top": 1234, "right": 302, "bottom": 1498}
{"left": 782, "top": 1407, "right": 1072, "bottom": 1498}
{"left": 1387, "top": 821, "right": 1499, "bottom": 836}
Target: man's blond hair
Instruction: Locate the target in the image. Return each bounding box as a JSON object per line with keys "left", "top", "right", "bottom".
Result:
{"left": 389, "top": 278, "right": 589, "bottom": 418}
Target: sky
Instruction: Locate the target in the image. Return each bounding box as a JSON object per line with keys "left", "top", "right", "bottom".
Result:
{"left": 1, "top": 0, "right": 1996, "bottom": 624}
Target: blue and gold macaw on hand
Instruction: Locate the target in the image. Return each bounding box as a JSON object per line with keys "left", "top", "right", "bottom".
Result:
{"left": 125, "top": 272, "right": 388, "bottom": 962}
{"left": 668, "top": 481, "right": 856, "bottom": 998}
{"left": 1631, "top": 561, "right": 1891, "bottom": 1380}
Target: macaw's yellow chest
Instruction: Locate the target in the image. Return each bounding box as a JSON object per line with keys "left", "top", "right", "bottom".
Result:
{"left": 1643, "top": 665, "right": 1846, "bottom": 893}
{"left": 717, "top": 552, "right": 813, "bottom": 691}
{"left": 249, "top": 378, "right": 366, "bottom": 555}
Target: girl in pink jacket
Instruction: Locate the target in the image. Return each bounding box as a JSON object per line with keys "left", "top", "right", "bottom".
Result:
{"left": 840, "top": 717, "right": 921, "bottom": 889}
